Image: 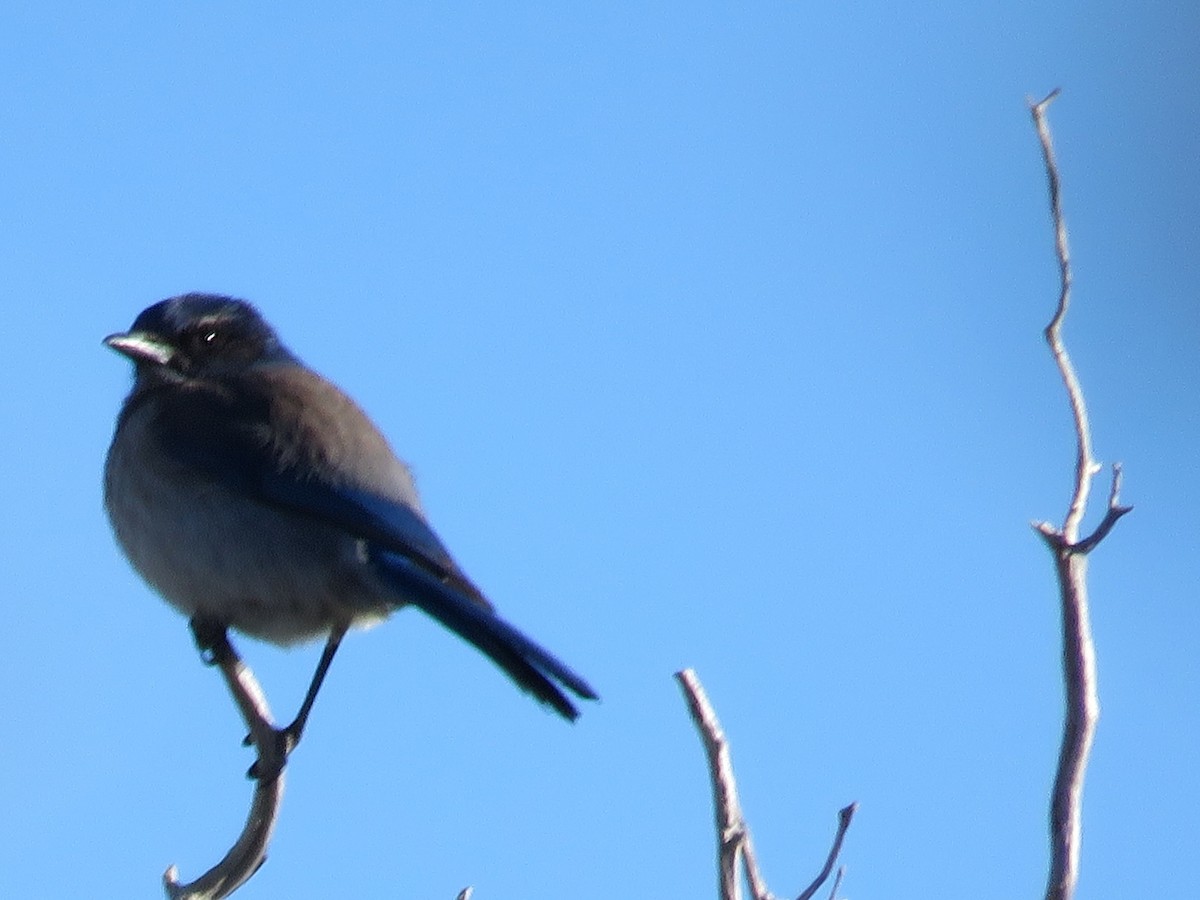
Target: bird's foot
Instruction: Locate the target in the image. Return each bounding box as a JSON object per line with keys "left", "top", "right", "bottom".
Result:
{"left": 245, "top": 722, "right": 302, "bottom": 781}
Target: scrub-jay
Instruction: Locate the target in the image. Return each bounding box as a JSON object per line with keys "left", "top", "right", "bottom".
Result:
{"left": 104, "top": 293, "right": 596, "bottom": 762}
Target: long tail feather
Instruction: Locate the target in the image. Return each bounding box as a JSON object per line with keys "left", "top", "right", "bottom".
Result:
{"left": 371, "top": 549, "right": 598, "bottom": 719}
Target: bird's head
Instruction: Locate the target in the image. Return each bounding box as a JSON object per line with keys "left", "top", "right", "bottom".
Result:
{"left": 105, "top": 293, "right": 293, "bottom": 383}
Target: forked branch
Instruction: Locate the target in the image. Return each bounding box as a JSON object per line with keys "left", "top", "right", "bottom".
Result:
{"left": 676, "top": 669, "right": 855, "bottom": 900}
{"left": 1027, "top": 90, "right": 1132, "bottom": 900}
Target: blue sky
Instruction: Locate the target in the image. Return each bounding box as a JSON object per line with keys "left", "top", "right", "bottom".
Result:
{"left": 2, "top": 3, "right": 1197, "bottom": 898}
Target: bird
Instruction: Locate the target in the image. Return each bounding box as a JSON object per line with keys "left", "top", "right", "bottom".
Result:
{"left": 104, "top": 293, "right": 597, "bottom": 768}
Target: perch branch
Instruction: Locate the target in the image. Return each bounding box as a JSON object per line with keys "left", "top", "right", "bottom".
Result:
{"left": 1027, "top": 89, "right": 1130, "bottom": 900}
{"left": 164, "top": 625, "right": 286, "bottom": 900}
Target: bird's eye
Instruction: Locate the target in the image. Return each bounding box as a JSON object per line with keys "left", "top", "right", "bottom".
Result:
{"left": 177, "top": 318, "right": 266, "bottom": 372}
{"left": 185, "top": 324, "right": 228, "bottom": 360}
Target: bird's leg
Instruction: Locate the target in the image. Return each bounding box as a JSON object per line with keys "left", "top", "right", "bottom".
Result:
{"left": 189, "top": 618, "right": 346, "bottom": 778}
{"left": 242, "top": 624, "right": 347, "bottom": 770}
{"left": 188, "top": 617, "right": 288, "bottom": 780}
{"left": 277, "top": 624, "right": 347, "bottom": 752}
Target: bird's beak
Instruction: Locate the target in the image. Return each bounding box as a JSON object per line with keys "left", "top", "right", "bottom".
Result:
{"left": 103, "top": 331, "right": 176, "bottom": 367}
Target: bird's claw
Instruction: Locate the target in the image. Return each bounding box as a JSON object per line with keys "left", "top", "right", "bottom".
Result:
{"left": 245, "top": 724, "right": 300, "bottom": 781}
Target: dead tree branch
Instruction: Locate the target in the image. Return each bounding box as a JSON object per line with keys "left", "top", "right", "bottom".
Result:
{"left": 1027, "top": 89, "right": 1133, "bottom": 900}
{"left": 164, "top": 626, "right": 287, "bottom": 900}
{"left": 796, "top": 805, "right": 856, "bottom": 900}
{"left": 676, "top": 669, "right": 855, "bottom": 900}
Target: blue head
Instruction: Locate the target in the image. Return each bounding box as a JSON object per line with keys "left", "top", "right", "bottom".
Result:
{"left": 105, "top": 293, "right": 294, "bottom": 383}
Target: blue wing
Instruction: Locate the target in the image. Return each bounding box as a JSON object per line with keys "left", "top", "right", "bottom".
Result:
{"left": 259, "top": 472, "right": 598, "bottom": 718}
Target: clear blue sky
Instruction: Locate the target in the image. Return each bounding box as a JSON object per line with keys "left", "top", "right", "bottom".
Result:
{"left": 2, "top": 3, "right": 1196, "bottom": 898}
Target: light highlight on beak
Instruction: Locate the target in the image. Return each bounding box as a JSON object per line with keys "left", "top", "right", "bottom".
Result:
{"left": 104, "top": 331, "right": 175, "bottom": 367}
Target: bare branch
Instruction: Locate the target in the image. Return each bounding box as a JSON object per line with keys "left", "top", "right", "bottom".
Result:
{"left": 1071, "top": 464, "right": 1134, "bottom": 555}
{"left": 1030, "top": 88, "right": 1098, "bottom": 545}
{"left": 676, "top": 668, "right": 765, "bottom": 900}
{"left": 676, "top": 669, "right": 855, "bottom": 900}
{"left": 1043, "top": 550, "right": 1098, "bottom": 900}
{"left": 796, "top": 804, "right": 856, "bottom": 900}
{"left": 1028, "top": 90, "right": 1129, "bottom": 900}
{"left": 164, "top": 629, "right": 286, "bottom": 900}
{"left": 1034, "top": 473, "right": 1133, "bottom": 552}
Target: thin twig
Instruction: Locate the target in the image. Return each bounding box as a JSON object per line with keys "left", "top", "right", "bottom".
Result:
{"left": 796, "top": 804, "right": 856, "bottom": 900}
{"left": 1071, "top": 464, "right": 1134, "bottom": 555}
{"left": 1029, "top": 88, "right": 1093, "bottom": 545}
{"left": 1028, "top": 89, "right": 1129, "bottom": 900}
{"left": 164, "top": 629, "right": 286, "bottom": 900}
{"left": 826, "top": 866, "right": 845, "bottom": 900}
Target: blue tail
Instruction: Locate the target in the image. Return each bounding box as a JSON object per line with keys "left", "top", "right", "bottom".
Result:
{"left": 371, "top": 548, "right": 598, "bottom": 720}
